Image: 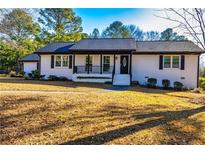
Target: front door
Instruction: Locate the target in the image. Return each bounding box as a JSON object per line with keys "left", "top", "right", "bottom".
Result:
{"left": 120, "top": 55, "right": 129, "bottom": 74}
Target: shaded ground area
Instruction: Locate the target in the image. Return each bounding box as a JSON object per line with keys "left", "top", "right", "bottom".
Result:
{"left": 0, "top": 78, "right": 205, "bottom": 144}
{"left": 0, "top": 77, "right": 112, "bottom": 92}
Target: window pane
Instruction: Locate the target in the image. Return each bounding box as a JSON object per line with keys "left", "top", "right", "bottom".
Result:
{"left": 62, "top": 56, "right": 68, "bottom": 67}
{"left": 103, "top": 56, "right": 110, "bottom": 72}
{"left": 172, "top": 56, "right": 179, "bottom": 68}
{"left": 164, "top": 56, "right": 171, "bottom": 68}
{"left": 55, "top": 56, "right": 61, "bottom": 67}
{"left": 85, "top": 56, "right": 92, "bottom": 72}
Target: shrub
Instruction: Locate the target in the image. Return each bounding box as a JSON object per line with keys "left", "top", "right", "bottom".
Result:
{"left": 58, "top": 76, "right": 68, "bottom": 81}
{"left": 26, "top": 70, "right": 41, "bottom": 80}
{"left": 28, "top": 73, "right": 33, "bottom": 78}
{"left": 199, "top": 77, "right": 205, "bottom": 90}
{"left": 162, "top": 79, "right": 170, "bottom": 89}
{"left": 173, "top": 81, "right": 184, "bottom": 90}
{"left": 19, "top": 70, "right": 25, "bottom": 76}
{"left": 132, "top": 81, "right": 139, "bottom": 86}
{"left": 48, "top": 75, "right": 59, "bottom": 81}
{"left": 31, "top": 70, "right": 41, "bottom": 79}
{"left": 40, "top": 75, "right": 46, "bottom": 80}
{"left": 147, "top": 78, "right": 157, "bottom": 88}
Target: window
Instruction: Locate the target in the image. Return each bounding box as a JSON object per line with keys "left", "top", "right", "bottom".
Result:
{"left": 55, "top": 55, "right": 69, "bottom": 67}
{"left": 163, "top": 55, "right": 180, "bottom": 69}
{"left": 62, "top": 56, "right": 68, "bottom": 67}
{"left": 85, "top": 56, "right": 93, "bottom": 72}
{"left": 164, "top": 56, "right": 171, "bottom": 68}
{"left": 172, "top": 56, "right": 180, "bottom": 68}
{"left": 55, "top": 56, "right": 61, "bottom": 67}
{"left": 103, "top": 56, "right": 110, "bottom": 72}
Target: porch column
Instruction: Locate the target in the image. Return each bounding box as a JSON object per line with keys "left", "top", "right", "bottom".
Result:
{"left": 112, "top": 53, "right": 116, "bottom": 83}
{"left": 87, "top": 53, "right": 90, "bottom": 74}
{"left": 129, "top": 51, "right": 132, "bottom": 84}
{"left": 100, "top": 53, "right": 102, "bottom": 74}
{"left": 73, "top": 53, "right": 75, "bottom": 74}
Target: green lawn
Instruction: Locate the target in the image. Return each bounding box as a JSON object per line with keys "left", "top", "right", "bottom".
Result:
{"left": 0, "top": 78, "right": 205, "bottom": 144}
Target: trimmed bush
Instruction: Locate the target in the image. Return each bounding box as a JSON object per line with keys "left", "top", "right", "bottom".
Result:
{"left": 199, "top": 77, "right": 205, "bottom": 90}
{"left": 48, "top": 75, "right": 59, "bottom": 81}
{"left": 147, "top": 78, "right": 157, "bottom": 88}
{"left": 31, "top": 70, "right": 41, "bottom": 79}
{"left": 59, "top": 76, "right": 68, "bottom": 81}
{"left": 132, "top": 81, "right": 140, "bottom": 86}
{"left": 162, "top": 79, "right": 170, "bottom": 89}
{"left": 173, "top": 81, "right": 183, "bottom": 90}
{"left": 26, "top": 70, "right": 43, "bottom": 80}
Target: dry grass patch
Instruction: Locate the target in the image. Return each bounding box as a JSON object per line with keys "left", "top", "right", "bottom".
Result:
{"left": 1, "top": 85, "right": 205, "bottom": 144}
{"left": 0, "top": 78, "right": 111, "bottom": 92}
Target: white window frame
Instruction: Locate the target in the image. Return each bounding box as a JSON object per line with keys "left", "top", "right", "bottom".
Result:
{"left": 62, "top": 55, "right": 69, "bottom": 67}
{"left": 163, "top": 55, "right": 180, "bottom": 69}
{"left": 55, "top": 55, "right": 62, "bottom": 68}
{"left": 54, "top": 55, "right": 69, "bottom": 68}
{"left": 172, "top": 55, "right": 180, "bottom": 68}
{"left": 103, "top": 55, "right": 111, "bottom": 72}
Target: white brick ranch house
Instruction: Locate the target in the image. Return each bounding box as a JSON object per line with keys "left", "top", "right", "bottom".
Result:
{"left": 20, "top": 38, "right": 204, "bottom": 88}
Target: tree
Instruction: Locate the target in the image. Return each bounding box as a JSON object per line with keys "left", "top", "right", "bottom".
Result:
{"left": 38, "top": 8, "right": 83, "bottom": 42}
{"left": 101, "top": 21, "right": 129, "bottom": 38}
{"left": 0, "top": 9, "right": 41, "bottom": 73}
{"left": 0, "top": 9, "right": 40, "bottom": 41}
{"left": 90, "top": 28, "right": 100, "bottom": 38}
{"left": 160, "top": 28, "right": 187, "bottom": 41}
{"left": 156, "top": 8, "right": 205, "bottom": 48}
{"left": 126, "top": 25, "right": 144, "bottom": 41}
{"left": 144, "top": 31, "right": 160, "bottom": 41}
{"left": 0, "top": 41, "right": 18, "bottom": 71}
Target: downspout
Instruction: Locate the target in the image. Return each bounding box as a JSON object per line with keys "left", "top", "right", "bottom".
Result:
{"left": 130, "top": 51, "right": 132, "bottom": 85}
{"left": 112, "top": 52, "right": 116, "bottom": 84}
{"left": 197, "top": 54, "right": 200, "bottom": 88}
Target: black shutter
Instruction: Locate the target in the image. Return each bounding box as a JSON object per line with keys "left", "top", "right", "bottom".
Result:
{"left": 159, "top": 55, "right": 163, "bottom": 70}
{"left": 51, "top": 55, "right": 54, "bottom": 68}
{"left": 69, "top": 55, "right": 72, "bottom": 69}
{"left": 37, "top": 62, "right": 40, "bottom": 70}
{"left": 181, "top": 55, "right": 185, "bottom": 70}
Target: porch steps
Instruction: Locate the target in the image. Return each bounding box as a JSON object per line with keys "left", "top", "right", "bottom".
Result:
{"left": 113, "top": 74, "right": 130, "bottom": 86}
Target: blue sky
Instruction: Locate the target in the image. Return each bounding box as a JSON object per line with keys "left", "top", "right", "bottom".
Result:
{"left": 74, "top": 8, "right": 204, "bottom": 64}
{"left": 73, "top": 8, "right": 180, "bottom": 34}
{"left": 74, "top": 8, "right": 153, "bottom": 34}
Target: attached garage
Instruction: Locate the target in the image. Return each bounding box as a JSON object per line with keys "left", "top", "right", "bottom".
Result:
{"left": 20, "top": 53, "right": 39, "bottom": 74}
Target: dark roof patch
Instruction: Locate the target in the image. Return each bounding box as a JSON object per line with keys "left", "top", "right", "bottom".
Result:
{"left": 135, "top": 41, "right": 203, "bottom": 53}
{"left": 20, "top": 53, "right": 39, "bottom": 62}
{"left": 36, "top": 42, "right": 75, "bottom": 53}
{"left": 70, "top": 38, "right": 136, "bottom": 51}
{"left": 34, "top": 39, "right": 204, "bottom": 54}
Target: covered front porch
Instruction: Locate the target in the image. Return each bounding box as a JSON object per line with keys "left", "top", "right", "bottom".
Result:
{"left": 72, "top": 52, "right": 132, "bottom": 85}
{"left": 69, "top": 38, "right": 136, "bottom": 85}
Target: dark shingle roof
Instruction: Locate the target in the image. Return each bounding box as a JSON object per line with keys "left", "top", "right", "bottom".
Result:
{"left": 135, "top": 41, "right": 204, "bottom": 53}
{"left": 34, "top": 39, "right": 204, "bottom": 54}
{"left": 35, "top": 42, "right": 75, "bottom": 53}
{"left": 69, "top": 38, "right": 136, "bottom": 51}
{"left": 20, "top": 53, "right": 39, "bottom": 62}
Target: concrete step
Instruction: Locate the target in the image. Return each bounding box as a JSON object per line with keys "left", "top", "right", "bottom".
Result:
{"left": 113, "top": 74, "right": 130, "bottom": 86}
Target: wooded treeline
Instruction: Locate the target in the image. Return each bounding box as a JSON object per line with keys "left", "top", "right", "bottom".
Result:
{"left": 0, "top": 8, "right": 188, "bottom": 72}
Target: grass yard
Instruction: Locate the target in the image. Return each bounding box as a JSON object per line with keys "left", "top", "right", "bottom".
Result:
{"left": 0, "top": 78, "right": 111, "bottom": 92}
{"left": 0, "top": 78, "right": 205, "bottom": 144}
